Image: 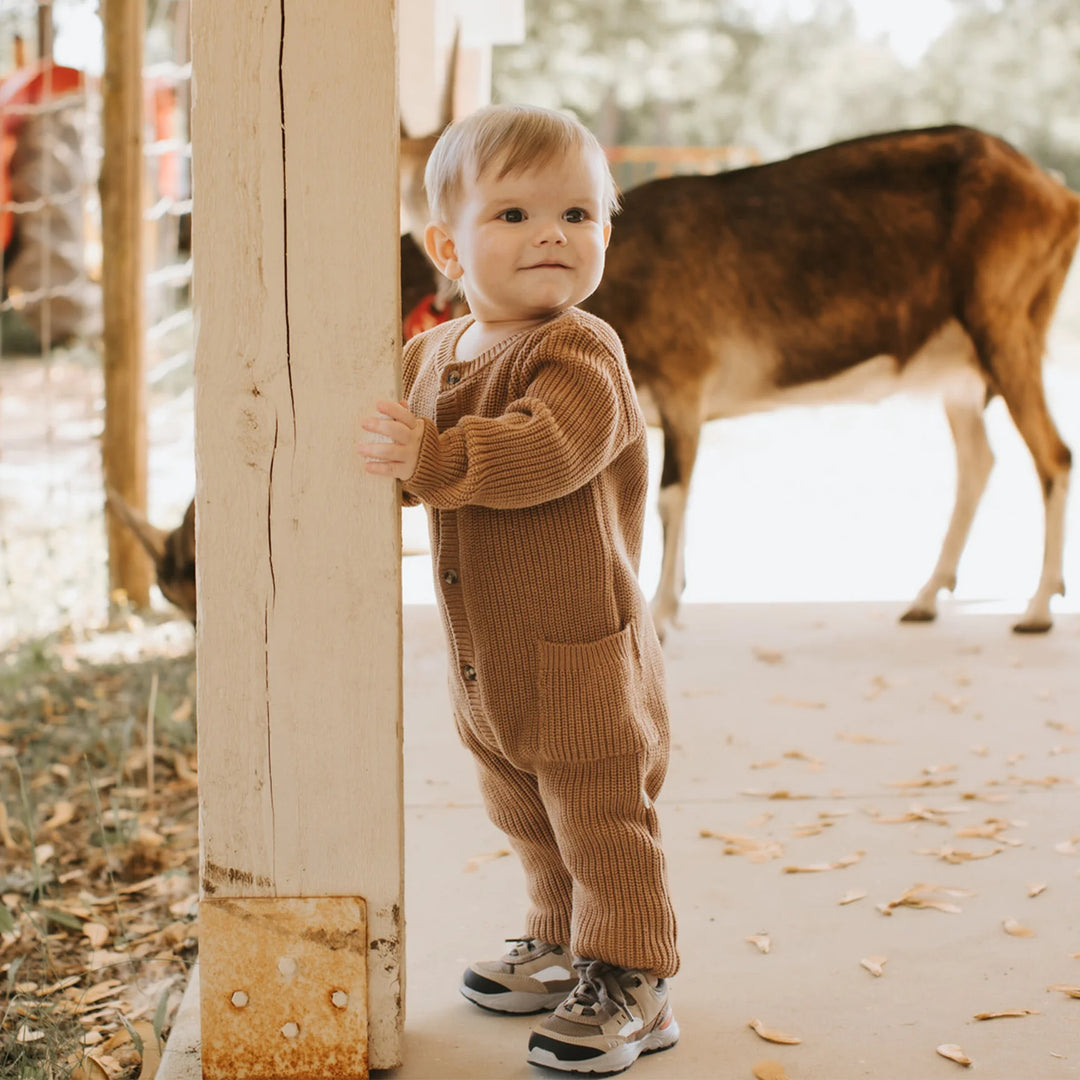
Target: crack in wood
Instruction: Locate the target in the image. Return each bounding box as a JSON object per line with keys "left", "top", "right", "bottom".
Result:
{"left": 278, "top": 0, "right": 296, "bottom": 440}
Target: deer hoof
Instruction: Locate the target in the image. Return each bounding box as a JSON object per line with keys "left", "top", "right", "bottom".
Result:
{"left": 899, "top": 606, "right": 936, "bottom": 624}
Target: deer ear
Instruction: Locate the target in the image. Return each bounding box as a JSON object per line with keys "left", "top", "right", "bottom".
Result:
{"left": 425, "top": 222, "right": 462, "bottom": 280}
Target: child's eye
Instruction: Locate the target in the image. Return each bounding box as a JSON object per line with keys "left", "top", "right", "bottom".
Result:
{"left": 563, "top": 208, "right": 588, "bottom": 223}
{"left": 499, "top": 208, "right": 525, "bottom": 223}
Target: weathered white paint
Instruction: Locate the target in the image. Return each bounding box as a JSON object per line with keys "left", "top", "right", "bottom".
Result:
{"left": 192, "top": 0, "right": 403, "bottom": 1072}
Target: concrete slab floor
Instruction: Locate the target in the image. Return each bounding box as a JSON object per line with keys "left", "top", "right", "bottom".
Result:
{"left": 160, "top": 601, "right": 1080, "bottom": 1080}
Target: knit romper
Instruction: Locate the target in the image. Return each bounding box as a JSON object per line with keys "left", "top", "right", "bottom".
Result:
{"left": 402, "top": 306, "right": 679, "bottom": 978}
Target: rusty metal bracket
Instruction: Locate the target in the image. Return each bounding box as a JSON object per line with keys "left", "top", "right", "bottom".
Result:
{"left": 200, "top": 896, "right": 368, "bottom": 1080}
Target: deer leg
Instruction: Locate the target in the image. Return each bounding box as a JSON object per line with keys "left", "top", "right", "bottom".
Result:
{"left": 653, "top": 409, "right": 702, "bottom": 642}
{"left": 902, "top": 395, "right": 994, "bottom": 623}
{"left": 974, "top": 328, "right": 1070, "bottom": 633}
{"left": 1009, "top": 394, "right": 1070, "bottom": 634}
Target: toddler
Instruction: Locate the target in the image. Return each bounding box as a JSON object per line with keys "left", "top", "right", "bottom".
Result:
{"left": 360, "top": 103, "right": 679, "bottom": 1075}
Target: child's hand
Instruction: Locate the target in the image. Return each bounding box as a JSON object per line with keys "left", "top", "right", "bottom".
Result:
{"left": 359, "top": 400, "right": 424, "bottom": 481}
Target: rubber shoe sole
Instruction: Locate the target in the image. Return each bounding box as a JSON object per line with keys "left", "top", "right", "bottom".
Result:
{"left": 526, "top": 1015, "right": 680, "bottom": 1075}
{"left": 460, "top": 969, "right": 569, "bottom": 1015}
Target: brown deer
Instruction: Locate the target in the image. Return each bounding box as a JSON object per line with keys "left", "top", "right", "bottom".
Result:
{"left": 124, "top": 102, "right": 1080, "bottom": 636}
{"left": 582, "top": 124, "right": 1079, "bottom": 637}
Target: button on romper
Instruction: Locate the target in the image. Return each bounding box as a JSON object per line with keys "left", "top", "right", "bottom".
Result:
{"left": 403, "top": 307, "right": 679, "bottom": 978}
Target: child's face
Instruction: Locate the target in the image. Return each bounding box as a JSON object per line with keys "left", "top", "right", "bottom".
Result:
{"left": 435, "top": 145, "right": 612, "bottom": 325}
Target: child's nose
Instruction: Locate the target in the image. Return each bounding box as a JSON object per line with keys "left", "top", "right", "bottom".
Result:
{"left": 534, "top": 219, "right": 567, "bottom": 244}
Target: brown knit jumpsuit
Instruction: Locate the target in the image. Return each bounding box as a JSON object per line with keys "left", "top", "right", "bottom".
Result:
{"left": 403, "top": 307, "right": 679, "bottom": 978}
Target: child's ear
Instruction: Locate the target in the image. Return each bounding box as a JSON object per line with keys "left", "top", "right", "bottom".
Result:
{"left": 425, "top": 222, "right": 463, "bottom": 281}
{"left": 602, "top": 222, "right": 612, "bottom": 250}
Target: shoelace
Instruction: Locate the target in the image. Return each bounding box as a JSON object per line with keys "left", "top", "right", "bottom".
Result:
{"left": 505, "top": 937, "right": 540, "bottom": 959}
{"left": 565, "top": 958, "right": 635, "bottom": 1022}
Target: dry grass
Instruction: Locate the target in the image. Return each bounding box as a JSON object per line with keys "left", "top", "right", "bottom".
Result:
{"left": 0, "top": 615, "right": 198, "bottom": 1079}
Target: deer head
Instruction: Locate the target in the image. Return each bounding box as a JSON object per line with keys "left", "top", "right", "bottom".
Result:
{"left": 106, "top": 489, "right": 197, "bottom": 622}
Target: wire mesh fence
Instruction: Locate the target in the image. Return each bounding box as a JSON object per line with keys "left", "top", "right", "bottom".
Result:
{"left": 0, "top": 0, "right": 193, "bottom": 646}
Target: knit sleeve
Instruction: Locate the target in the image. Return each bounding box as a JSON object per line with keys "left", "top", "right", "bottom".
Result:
{"left": 405, "top": 335, "right": 635, "bottom": 511}
{"left": 400, "top": 332, "right": 428, "bottom": 508}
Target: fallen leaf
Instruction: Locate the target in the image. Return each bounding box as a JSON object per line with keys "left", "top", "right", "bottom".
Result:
{"left": 973, "top": 1009, "right": 1038, "bottom": 1020}
{"left": 886, "top": 777, "right": 956, "bottom": 789}
{"left": 41, "top": 800, "right": 77, "bottom": 831}
{"left": 0, "top": 800, "right": 18, "bottom": 848}
{"left": 737, "top": 789, "right": 813, "bottom": 800}
{"left": 878, "top": 883, "right": 973, "bottom": 916}
{"left": 1003, "top": 918, "right": 1035, "bottom": 938}
{"left": 752, "top": 646, "right": 784, "bottom": 665}
{"left": 132, "top": 1019, "right": 160, "bottom": 1080}
{"left": 746, "top": 933, "right": 772, "bottom": 954}
{"left": 69, "top": 1059, "right": 111, "bottom": 1080}
{"left": 1047, "top": 984, "right": 1080, "bottom": 999}
{"left": 749, "top": 1018, "right": 801, "bottom": 1045}
{"left": 783, "top": 749, "right": 824, "bottom": 767}
{"left": 1028, "top": 883, "right": 1047, "bottom": 898}
{"left": 700, "top": 830, "right": 785, "bottom": 862}
{"left": 77, "top": 980, "right": 124, "bottom": 1008}
{"left": 837, "top": 890, "right": 867, "bottom": 905}
{"left": 770, "top": 694, "right": 827, "bottom": 710}
{"left": 783, "top": 852, "right": 863, "bottom": 874}
{"left": 83, "top": 922, "right": 111, "bottom": 948}
{"left": 860, "top": 955, "right": 887, "bottom": 977}
{"left": 916, "top": 844, "right": 1002, "bottom": 864}
{"left": 872, "top": 806, "right": 951, "bottom": 825}
{"left": 171, "top": 751, "right": 197, "bottom": 786}
{"left": 752, "top": 1062, "right": 790, "bottom": 1080}
{"left": 86, "top": 1054, "right": 121, "bottom": 1079}
{"left": 791, "top": 822, "right": 831, "bottom": 838}
{"left": 463, "top": 848, "right": 510, "bottom": 872}
{"left": 936, "top": 1043, "right": 972, "bottom": 1066}
{"left": 16, "top": 1026, "right": 45, "bottom": 1043}
{"left": 1054, "top": 838, "right": 1078, "bottom": 856}
{"left": 37, "top": 974, "right": 81, "bottom": 997}
{"left": 836, "top": 731, "right": 895, "bottom": 744}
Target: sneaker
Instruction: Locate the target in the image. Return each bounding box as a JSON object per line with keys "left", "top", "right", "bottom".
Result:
{"left": 461, "top": 939, "right": 577, "bottom": 1014}
{"left": 526, "top": 959, "right": 679, "bottom": 1075}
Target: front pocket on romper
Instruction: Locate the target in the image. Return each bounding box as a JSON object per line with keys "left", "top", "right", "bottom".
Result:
{"left": 535, "top": 625, "right": 654, "bottom": 762}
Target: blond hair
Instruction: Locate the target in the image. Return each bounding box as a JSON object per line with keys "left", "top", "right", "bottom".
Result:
{"left": 423, "top": 104, "right": 619, "bottom": 224}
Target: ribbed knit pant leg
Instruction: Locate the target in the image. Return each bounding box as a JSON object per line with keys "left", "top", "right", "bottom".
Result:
{"left": 457, "top": 717, "right": 574, "bottom": 948}
{"left": 536, "top": 743, "right": 679, "bottom": 979}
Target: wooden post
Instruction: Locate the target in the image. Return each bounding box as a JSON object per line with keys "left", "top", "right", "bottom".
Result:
{"left": 101, "top": 0, "right": 152, "bottom": 607}
{"left": 191, "top": 1, "right": 403, "bottom": 1076}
